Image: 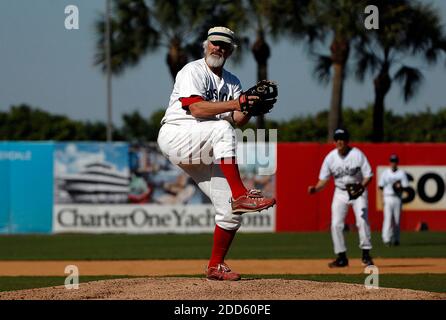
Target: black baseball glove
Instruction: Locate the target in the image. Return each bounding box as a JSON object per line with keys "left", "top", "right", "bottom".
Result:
{"left": 238, "top": 80, "right": 278, "bottom": 116}
{"left": 392, "top": 180, "right": 403, "bottom": 196}
{"left": 346, "top": 183, "right": 365, "bottom": 200}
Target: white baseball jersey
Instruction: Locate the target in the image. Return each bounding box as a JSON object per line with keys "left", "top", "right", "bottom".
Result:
{"left": 318, "top": 147, "right": 373, "bottom": 254}
{"left": 319, "top": 147, "right": 373, "bottom": 189}
{"left": 158, "top": 57, "right": 243, "bottom": 231}
{"left": 161, "top": 58, "right": 242, "bottom": 125}
{"left": 379, "top": 168, "right": 409, "bottom": 196}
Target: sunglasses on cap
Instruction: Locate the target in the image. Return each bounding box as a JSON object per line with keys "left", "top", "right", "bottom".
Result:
{"left": 210, "top": 40, "right": 232, "bottom": 49}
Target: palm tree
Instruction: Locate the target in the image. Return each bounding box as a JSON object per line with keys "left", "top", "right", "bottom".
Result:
{"left": 244, "top": 1, "right": 274, "bottom": 129}
{"left": 95, "top": 0, "right": 158, "bottom": 76}
{"left": 273, "top": 0, "right": 368, "bottom": 140}
{"left": 95, "top": 0, "right": 239, "bottom": 80}
{"left": 355, "top": 0, "right": 445, "bottom": 142}
{"left": 309, "top": 0, "right": 371, "bottom": 140}
{"left": 234, "top": 0, "right": 311, "bottom": 129}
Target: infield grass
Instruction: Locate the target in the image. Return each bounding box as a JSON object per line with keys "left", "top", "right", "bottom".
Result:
{"left": 0, "top": 232, "right": 444, "bottom": 260}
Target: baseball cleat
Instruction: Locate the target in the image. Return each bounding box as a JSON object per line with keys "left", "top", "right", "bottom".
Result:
{"left": 206, "top": 263, "right": 241, "bottom": 281}
{"left": 231, "top": 189, "right": 276, "bottom": 214}
{"left": 361, "top": 256, "right": 374, "bottom": 267}
{"left": 328, "top": 257, "right": 349, "bottom": 268}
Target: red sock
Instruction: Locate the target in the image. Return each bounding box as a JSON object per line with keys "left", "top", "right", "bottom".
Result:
{"left": 219, "top": 157, "right": 247, "bottom": 199}
{"left": 208, "top": 225, "right": 237, "bottom": 268}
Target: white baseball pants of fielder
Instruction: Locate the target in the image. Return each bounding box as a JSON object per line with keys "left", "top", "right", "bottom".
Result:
{"left": 382, "top": 195, "right": 402, "bottom": 243}
{"left": 157, "top": 119, "right": 242, "bottom": 230}
{"left": 331, "top": 188, "right": 373, "bottom": 254}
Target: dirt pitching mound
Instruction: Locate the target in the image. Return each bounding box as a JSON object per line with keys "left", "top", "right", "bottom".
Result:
{"left": 1, "top": 278, "right": 445, "bottom": 300}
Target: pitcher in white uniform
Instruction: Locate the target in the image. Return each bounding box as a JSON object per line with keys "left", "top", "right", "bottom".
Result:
{"left": 308, "top": 128, "right": 374, "bottom": 268}
{"left": 378, "top": 154, "right": 409, "bottom": 246}
{"left": 157, "top": 27, "right": 275, "bottom": 281}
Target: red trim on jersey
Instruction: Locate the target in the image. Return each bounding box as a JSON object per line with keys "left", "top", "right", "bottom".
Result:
{"left": 180, "top": 95, "right": 204, "bottom": 109}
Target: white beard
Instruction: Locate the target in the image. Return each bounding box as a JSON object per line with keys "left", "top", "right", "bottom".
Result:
{"left": 205, "top": 53, "right": 225, "bottom": 68}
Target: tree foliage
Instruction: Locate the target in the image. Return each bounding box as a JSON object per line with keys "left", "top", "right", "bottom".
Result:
{"left": 95, "top": 0, "right": 245, "bottom": 80}
{"left": 289, "top": 0, "right": 369, "bottom": 140}
{"left": 2, "top": 104, "right": 446, "bottom": 143}
{"left": 271, "top": 105, "right": 446, "bottom": 142}
{"left": 354, "top": 0, "right": 445, "bottom": 142}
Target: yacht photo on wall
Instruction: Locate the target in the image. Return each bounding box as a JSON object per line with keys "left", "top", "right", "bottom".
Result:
{"left": 54, "top": 142, "right": 130, "bottom": 204}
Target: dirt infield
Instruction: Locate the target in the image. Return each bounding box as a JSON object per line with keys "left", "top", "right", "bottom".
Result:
{"left": 0, "top": 258, "right": 445, "bottom": 276}
{"left": 1, "top": 277, "right": 445, "bottom": 300}
{"left": 0, "top": 259, "right": 445, "bottom": 300}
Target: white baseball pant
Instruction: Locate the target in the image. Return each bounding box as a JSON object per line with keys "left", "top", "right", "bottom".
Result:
{"left": 331, "top": 188, "right": 373, "bottom": 254}
{"left": 157, "top": 119, "right": 242, "bottom": 230}
{"left": 382, "top": 195, "right": 402, "bottom": 243}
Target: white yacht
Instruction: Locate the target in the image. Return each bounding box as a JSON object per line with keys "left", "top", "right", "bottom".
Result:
{"left": 56, "top": 162, "right": 130, "bottom": 203}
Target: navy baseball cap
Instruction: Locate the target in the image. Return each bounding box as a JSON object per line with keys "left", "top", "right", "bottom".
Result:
{"left": 389, "top": 154, "right": 399, "bottom": 162}
{"left": 333, "top": 128, "right": 350, "bottom": 141}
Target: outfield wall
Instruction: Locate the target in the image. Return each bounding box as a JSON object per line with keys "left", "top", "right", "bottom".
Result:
{"left": 276, "top": 143, "right": 446, "bottom": 232}
{"left": 1, "top": 141, "right": 445, "bottom": 234}
{"left": 0, "top": 141, "right": 275, "bottom": 234}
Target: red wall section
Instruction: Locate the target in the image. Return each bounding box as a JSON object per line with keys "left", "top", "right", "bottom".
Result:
{"left": 276, "top": 143, "right": 446, "bottom": 232}
{"left": 276, "top": 143, "right": 320, "bottom": 231}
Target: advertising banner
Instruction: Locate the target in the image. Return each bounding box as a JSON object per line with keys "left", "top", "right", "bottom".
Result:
{"left": 53, "top": 142, "right": 276, "bottom": 233}
{"left": 0, "top": 142, "right": 53, "bottom": 234}
{"left": 54, "top": 142, "right": 130, "bottom": 205}
{"left": 376, "top": 166, "right": 446, "bottom": 211}
{"left": 53, "top": 204, "right": 275, "bottom": 233}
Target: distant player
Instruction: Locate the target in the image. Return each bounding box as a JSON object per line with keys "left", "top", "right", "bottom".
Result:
{"left": 378, "top": 154, "right": 409, "bottom": 246}
{"left": 308, "top": 128, "right": 374, "bottom": 268}
{"left": 157, "top": 27, "right": 276, "bottom": 281}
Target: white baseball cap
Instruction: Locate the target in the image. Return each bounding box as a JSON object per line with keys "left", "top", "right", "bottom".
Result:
{"left": 207, "top": 26, "right": 235, "bottom": 44}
